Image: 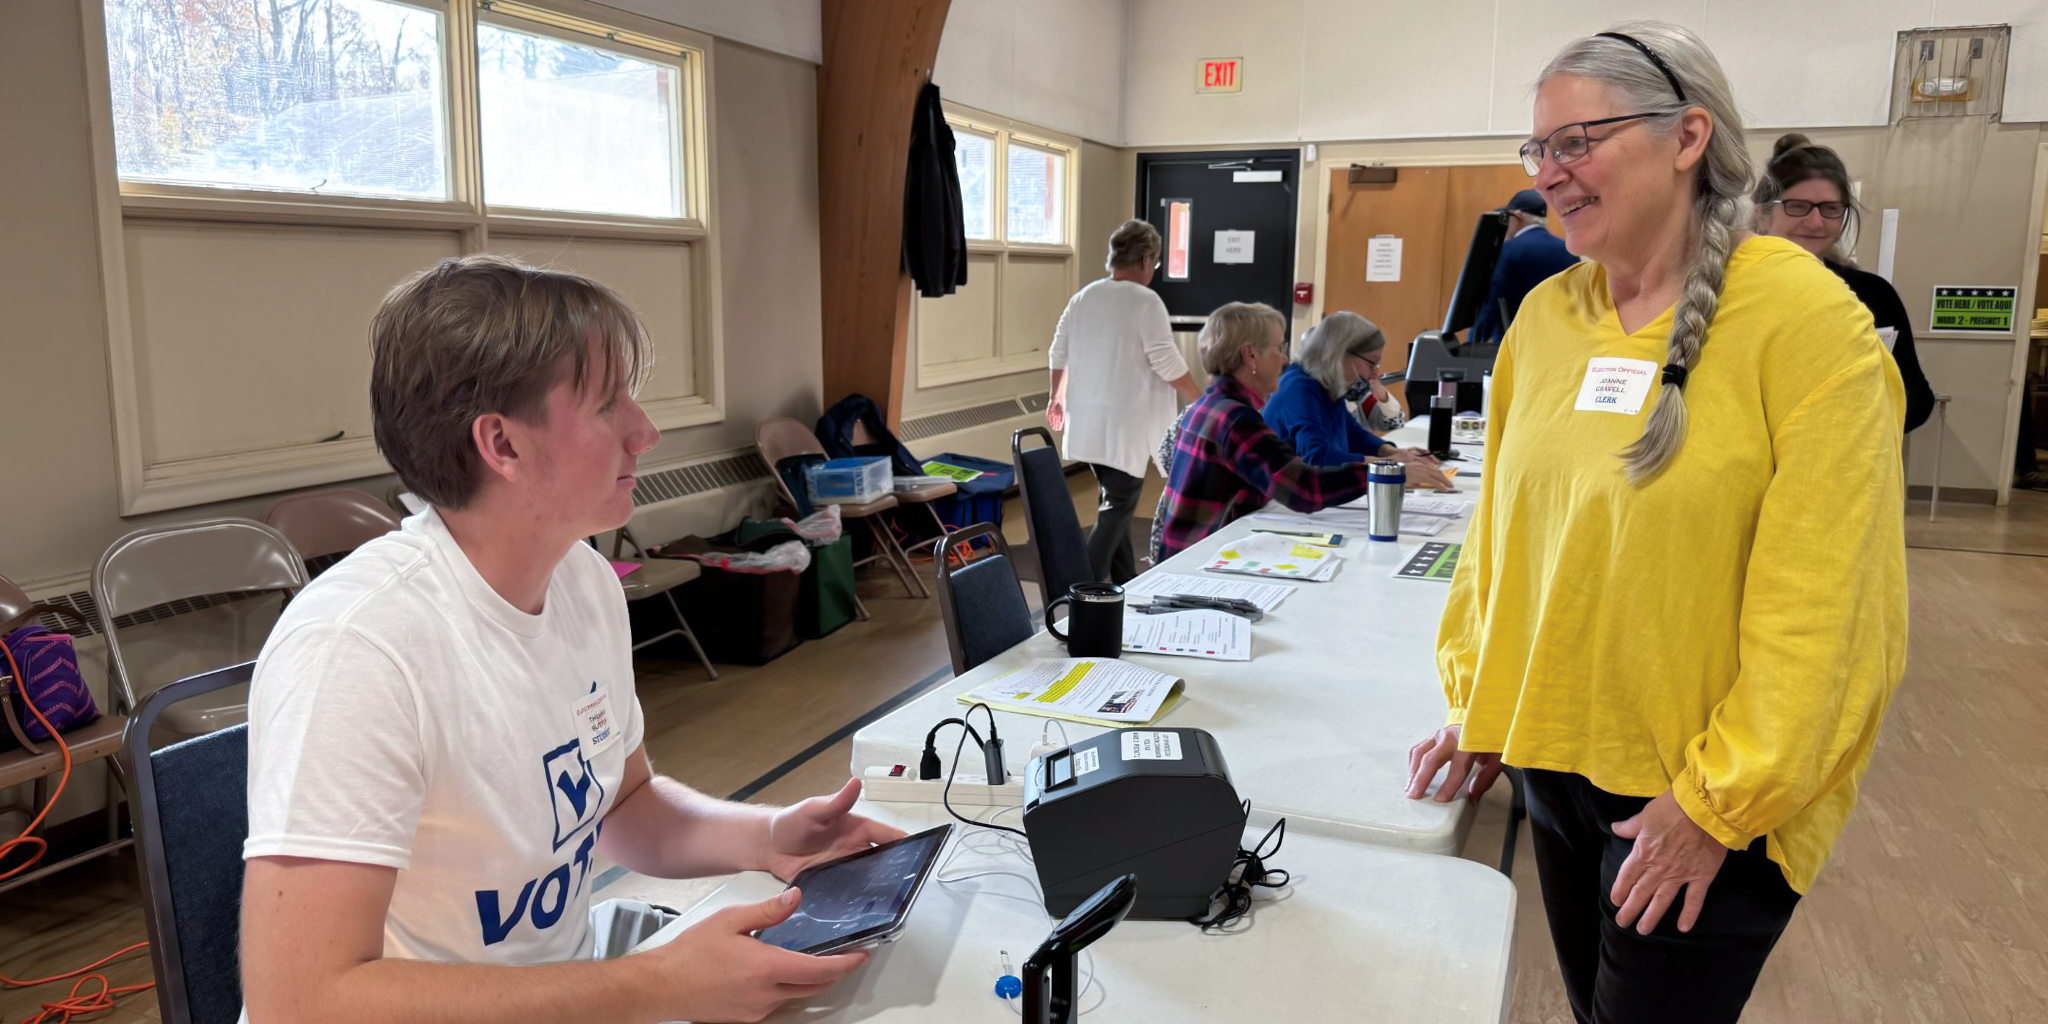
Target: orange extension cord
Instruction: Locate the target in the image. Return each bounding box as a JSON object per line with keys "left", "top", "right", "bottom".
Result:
{"left": 0, "top": 640, "right": 156, "bottom": 1023}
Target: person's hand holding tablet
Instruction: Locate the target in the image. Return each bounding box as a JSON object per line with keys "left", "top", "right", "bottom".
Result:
{"left": 637, "top": 888, "right": 873, "bottom": 1023}
{"left": 763, "top": 778, "right": 910, "bottom": 881}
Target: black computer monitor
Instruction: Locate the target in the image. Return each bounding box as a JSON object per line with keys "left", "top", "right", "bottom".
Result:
{"left": 1440, "top": 211, "right": 1511, "bottom": 339}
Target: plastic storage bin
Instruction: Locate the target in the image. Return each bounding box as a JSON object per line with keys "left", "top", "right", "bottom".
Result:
{"left": 805, "top": 456, "right": 891, "bottom": 505}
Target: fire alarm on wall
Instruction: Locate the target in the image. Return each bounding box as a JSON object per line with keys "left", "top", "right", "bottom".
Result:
{"left": 1293, "top": 282, "right": 1313, "bottom": 305}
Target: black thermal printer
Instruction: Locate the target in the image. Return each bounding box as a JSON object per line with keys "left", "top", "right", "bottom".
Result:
{"left": 1021, "top": 727, "right": 1247, "bottom": 919}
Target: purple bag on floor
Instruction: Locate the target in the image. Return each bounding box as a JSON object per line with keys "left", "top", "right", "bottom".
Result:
{"left": 2, "top": 625, "right": 100, "bottom": 744}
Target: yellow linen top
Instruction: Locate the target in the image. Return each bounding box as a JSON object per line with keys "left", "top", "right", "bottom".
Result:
{"left": 1437, "top": 235, "right": 1907, "bottom": 893}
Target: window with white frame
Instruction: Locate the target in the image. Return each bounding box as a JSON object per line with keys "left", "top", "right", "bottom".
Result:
{"left": 89, "top": 0, "right": 721, "bottom": 515}
{"left": 914, "top": 112, "right": 1077, "bottom": 389}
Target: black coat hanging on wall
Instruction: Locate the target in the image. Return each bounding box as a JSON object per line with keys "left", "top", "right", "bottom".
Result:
{"left": 904, "top": 81, "right": 968, "bottom": 297}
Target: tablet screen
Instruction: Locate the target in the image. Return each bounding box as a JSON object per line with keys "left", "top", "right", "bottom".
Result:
{"left": 754, "top": 824, "right": 953, "bottom": 955}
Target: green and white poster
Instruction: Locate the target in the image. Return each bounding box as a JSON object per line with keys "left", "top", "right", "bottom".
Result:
{"left": 1931, "top": 286, "right": 2017, "bottom": 333}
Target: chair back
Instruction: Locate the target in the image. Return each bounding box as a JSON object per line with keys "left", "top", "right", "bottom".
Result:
{"left": 933, "top": 523, "right": 1035, "bottom": 676}
{"left": 1011, "top": 428, "right": 1093, "bottom": 602}
{"left": 92, "top": 518, "right": 307, "bottom": 713}
{"left": 261, "top": 488, "right": 403, "bottom": 563}
{"left": 123, "top": 662, "right": 255, "bottom": 1024}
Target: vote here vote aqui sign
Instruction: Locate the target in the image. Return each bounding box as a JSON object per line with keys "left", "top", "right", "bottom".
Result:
{"left": 1930, "top": 286, "right": 2016, "bottom": 333}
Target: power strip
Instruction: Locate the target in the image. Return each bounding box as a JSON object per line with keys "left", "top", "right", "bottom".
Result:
{"left": 860, "top": 765, "right": 1027, "bottom": 808}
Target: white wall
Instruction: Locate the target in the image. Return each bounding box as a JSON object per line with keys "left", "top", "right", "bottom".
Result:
{"left": 1123, "top": 0, "right": 2048, "bottom": 146}
{"left": 934, "top": 0, "right": 1127, "bottom": 144}
{"left": 595, "top": 0, "right": 822, "bottom": 63}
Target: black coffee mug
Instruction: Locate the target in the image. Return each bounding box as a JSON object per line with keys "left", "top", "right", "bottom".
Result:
{"left": 1045, "top": 582, "right": 1125, "bottom": 658}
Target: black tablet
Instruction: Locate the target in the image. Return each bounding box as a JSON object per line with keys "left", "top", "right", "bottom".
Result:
{"left": 753, "top": 823, "right": 954, "bottom": 955}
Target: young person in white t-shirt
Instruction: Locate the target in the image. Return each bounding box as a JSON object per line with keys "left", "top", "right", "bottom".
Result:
{"left": 239, "top": 255, "right": 905, "bottom": 1024}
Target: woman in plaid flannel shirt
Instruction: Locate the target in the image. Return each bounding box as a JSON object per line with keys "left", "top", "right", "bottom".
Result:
{"left": 1153, "top": 302, "right": 1386, "bottom": 560}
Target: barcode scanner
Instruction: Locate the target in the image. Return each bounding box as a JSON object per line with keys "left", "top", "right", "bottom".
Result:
{"left": 1021, "top": 873, "right": 1137, "bottom": 1024}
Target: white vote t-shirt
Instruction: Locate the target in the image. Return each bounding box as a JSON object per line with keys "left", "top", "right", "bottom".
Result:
{"left": 243, "top": 507, "right": 643, "bottom": 970}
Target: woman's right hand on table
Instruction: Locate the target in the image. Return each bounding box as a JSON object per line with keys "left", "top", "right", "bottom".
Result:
{"left": 1400, "top": 458, "right": 1458, "bottom": 492}
{"left": 1405, "top": 724, "right": 1504, "bottom": 803}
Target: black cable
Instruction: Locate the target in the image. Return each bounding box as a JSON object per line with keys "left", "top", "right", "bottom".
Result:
{"left": 937, "top": 705, "right": 1029, "bottom": 840}
{"left": 1188, "top": 801, "right": 1289, "bottom": 931}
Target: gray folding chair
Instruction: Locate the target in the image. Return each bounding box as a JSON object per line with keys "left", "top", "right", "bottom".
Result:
{"left": 260, "top": 488, "right": 402, "bottom": 574}
{"left": 123, "top": 662, "right": 254, "bottom": 1024}
{"left": 0, "top": 574, "right": 131, "bottom": 893}
{"left": 93, "top": 518, "right": 307, "bottom": 737}
{"left": 1012, "top": 427, "right": 1093, "bottom": 603}
{"left": 932, "top": 523, "right": 1035, "bottom": 677}
{"left": 758, "top": 417, "right": 925, "bottom": 599}
{"left": 606, "top": 526, "right": 718, "bottom": 679}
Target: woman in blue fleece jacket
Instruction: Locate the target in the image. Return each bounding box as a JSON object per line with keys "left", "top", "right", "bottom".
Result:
{"left": 1265, "top": 312, "right": 1452, "bottom": 489}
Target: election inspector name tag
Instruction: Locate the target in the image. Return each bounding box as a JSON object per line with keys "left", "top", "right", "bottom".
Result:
{"left": 1574, "top": 357, "right": 1657, "bottom": 416}
{"left": 572, "top": 686, "right": 622, "bottom": 756}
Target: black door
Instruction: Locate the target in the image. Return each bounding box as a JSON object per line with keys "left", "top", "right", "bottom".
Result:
{"left": 1135, "top": 149, "right": 1300, "bottom": 334}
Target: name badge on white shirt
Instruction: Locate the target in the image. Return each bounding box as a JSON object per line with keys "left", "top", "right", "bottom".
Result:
{"left": 1876, "top": 327, "right": 1899, "bottom": 352}
{"left": 1574, "top": 358, "right": 1658, "bottom": 416}
{"left": 572, "top": 687, "right": 622, "bottom": 757}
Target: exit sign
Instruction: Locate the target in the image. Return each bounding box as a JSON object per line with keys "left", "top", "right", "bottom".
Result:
{"left": 1198, "top": 57, "right": 1243, "bottom": 94}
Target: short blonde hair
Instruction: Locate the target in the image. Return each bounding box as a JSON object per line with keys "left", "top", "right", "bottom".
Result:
{"left": 1105, "top": 219, "right": 1162, "bottom": 273}
{"left": 1198, "top": 302, "right": 1286, "bottom": 377}
{"left": 369, "top": 255, "right": 653, "bottom": 510}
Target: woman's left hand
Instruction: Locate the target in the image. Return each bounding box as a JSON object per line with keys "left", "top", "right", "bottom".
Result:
{"left": 762, "top": 779, "right": 909, "bottom": 882}
{"left": 1609, "top": 790, "right": 1728, "bottom": 935}
{"left": 1387, "top": 447, "right": 1442, "bottom": 467}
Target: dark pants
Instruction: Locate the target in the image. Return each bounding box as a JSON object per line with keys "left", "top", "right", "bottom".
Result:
{"left": 1085, "top": 463, "right": 1144, "bottom": 584}
{"left": 1523, "top": 768, "right": 1800, "bottom": 1024}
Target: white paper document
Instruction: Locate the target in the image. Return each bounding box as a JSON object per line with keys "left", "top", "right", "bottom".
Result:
{"left": 1366, "top": 236, "right": 1403, "bottom": 282}
{"left": 1402, "top": 497, "right": 1469, "bottom": 517}
{"left": 1399, "top": 514, "right": 1451, "bottom": 537}
{"left": 1123, "top": 608, "right": 1251, "bottom": 661}
{"left": 1247, "top": 507, "right": 1376, "bottom": 532}
{"left": 1118, "top": 572, "right": 1296, "bottom": 612}
{"left": 1213, "top": 230, "right": 1256, "bottom": 263}
{"left": 1202, "top": 532, "right": 1343, "bottom": 581}
{"left": 961, "top": 658, "right": 1185, "bottom": 727}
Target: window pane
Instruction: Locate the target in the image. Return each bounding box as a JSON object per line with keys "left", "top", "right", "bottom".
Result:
{"left": 478, "top": 23, "right": 682, "bottom": 219}
{"left": 103, "top": 0, "right": 448, "bottom": 200}
{"left": 1166, "top": 200, "right": 1192, "bottom": 280}
{"left": 1006, "top": 144, "right": 1065, "bottom": 245}
{"left": 955, "top": 131, "right": 995, "bottom": 240}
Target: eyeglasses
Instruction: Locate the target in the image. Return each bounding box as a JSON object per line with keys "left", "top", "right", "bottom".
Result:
{"left": 1769, "top": 199, "right": 1848, "bottom": 220}
{"left": 1518, "top": 113, "right": 1670, "bottom": 176}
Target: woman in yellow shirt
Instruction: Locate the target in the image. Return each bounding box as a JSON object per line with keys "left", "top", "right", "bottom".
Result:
{"left": 1403, "top": 23, "right": 1906, "bottom": 1024}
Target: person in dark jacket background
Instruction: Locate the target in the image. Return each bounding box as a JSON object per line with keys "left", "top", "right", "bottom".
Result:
{"left": 1471, "top": 189, "right": 1579, "bottom": 344}
{"left": 1755, "top": 133, "right": 1935, "bottom": 434}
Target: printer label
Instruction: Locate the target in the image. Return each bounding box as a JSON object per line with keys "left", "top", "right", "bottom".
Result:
{"left": 1073, "top": 747, "right": 1102, "bottom": 776}
{"left": 1121, "top": 731, "right": 1183, "bottom": 760}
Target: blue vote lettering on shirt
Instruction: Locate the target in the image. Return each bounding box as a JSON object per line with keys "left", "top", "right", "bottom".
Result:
{"left": 472, "top": 735, "right": 611, "bottom": 946}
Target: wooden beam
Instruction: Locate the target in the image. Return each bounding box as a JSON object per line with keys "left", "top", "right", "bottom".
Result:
{"left": 817, "top": 0, "right": 952, "bottom": 427}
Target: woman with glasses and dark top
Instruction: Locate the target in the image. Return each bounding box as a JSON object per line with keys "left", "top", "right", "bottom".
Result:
{"left": 1047, "top": 220, "right": 1203, "bottom": 584}
{"left": 1264, "top": 311, "right": 1453, "bottom": 487}
{"left": 1404, "top": 23, "right": 1906, "bottom": 1024}
{"left": 1756, "top": 133, "right": 1935, "bottom": 433}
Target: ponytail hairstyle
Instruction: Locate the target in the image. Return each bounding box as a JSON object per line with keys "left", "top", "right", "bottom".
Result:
{"left": 1539, "top": 22, "right": 1753, "bottom": 482}
{"left": 1753, "top": 132, "right": 1861, "bottom": 263}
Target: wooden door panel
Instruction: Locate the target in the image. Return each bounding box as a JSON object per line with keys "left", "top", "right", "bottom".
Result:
{"left": 1322, "top": 166, "right": 1451, "bottom": 380}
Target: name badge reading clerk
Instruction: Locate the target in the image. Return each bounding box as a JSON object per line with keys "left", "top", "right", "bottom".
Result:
{"left": 1574, "top": 358, "right": 1657, "bottom": 416}
{"left": 572, "top": 688, "right": 622, "bottom": 757}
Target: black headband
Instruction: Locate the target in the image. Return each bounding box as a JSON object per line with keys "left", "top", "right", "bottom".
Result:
{"left": 1596, "top": 32, "right": 1688, "bottom": 104}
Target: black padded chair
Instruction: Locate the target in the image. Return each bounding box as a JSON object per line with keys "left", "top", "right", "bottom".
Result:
{"left": 123, "top": 662, "right": 255, "bottom": 1024}
{"left": 1011, "top": 427, "right": 1093, "bottom": 604}
{"left": 932, "top": 523, "right": 1035, "bottom": 677}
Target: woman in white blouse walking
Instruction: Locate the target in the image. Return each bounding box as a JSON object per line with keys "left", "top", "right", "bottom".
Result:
{"left": 1047, "top": 220, "right": 1201, "bottom": 583}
